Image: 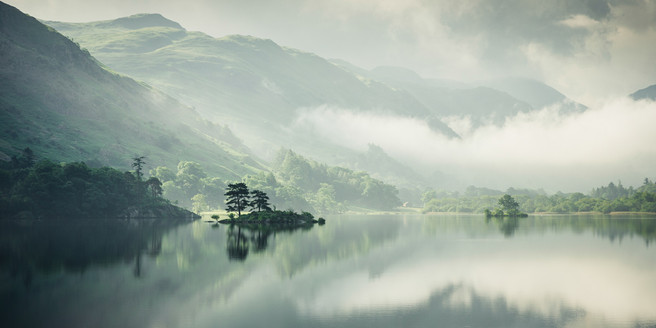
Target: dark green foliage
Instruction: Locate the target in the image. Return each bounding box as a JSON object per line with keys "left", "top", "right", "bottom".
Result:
{"left": 0, "top": 154, "right": 172, "bottom": 219}
{"left": 484, "top": 195, "right": 528, "bottom": 218}
{"left": 145, "top": 176, "right": 163, "bottom": 198}
{"left": 498, "top": 194, "right": 520, "bottom": 212}
{"left": 590, "top": 181, "right": 634, "bottom": 200}
{"left": 223, "top": 209, "right": 315, "bottom": 224}
{"left": 225, "top": 182, "right": 250, "bottom": 216}
{"left": 273, "top": 149, "right": 401, "bottom": 211}
{"left": 131, "top": 156, "right": 146, "bottom": 181}
{"left": 425, "top": 179, "right": 656, "bottom": 215}
{"left": 250, "top": 189, "right": 271, "bottom": 212}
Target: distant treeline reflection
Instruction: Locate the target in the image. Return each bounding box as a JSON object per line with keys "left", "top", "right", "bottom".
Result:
{"left": 0, "top": 219, "right": 187, "bottom": 286}
{"left": 483, "top": 215, "right": 656, "bottom": 244}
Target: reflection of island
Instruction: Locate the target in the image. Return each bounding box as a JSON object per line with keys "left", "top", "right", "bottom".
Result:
{"left": 223, "top": 222, "right": 315, "bottom": 261}
{"left": 0, "top": 219, "right": 189, "bottom": 285}
{"left": 486, "top": 216, "right": 520, "bottom": 237}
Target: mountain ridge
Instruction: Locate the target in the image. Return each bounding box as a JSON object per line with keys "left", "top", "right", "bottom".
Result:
{"left": 0, "top": 2, "right": 264, "bottom": 178}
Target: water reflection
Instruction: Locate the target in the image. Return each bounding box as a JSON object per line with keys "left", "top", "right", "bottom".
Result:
{"left": 226, "top": 225, "right": 249, "bottom": 261}
{"left": 486, "top": 216, "right": 520, "bottom": 237}
{"left": 0, "top": 218, "right": 189, "bottom": 284}
{"left": 223, "top": 222, "right": 316, "bottom": 261}
{"left": 1, "top": 215, "right": 655, "bottom": 328}
{"left": 480, "top": 214, "right": 656, "bottom": 244}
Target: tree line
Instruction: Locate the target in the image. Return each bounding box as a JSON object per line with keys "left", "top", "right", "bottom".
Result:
{"left": 422, "top": 180, "right": 656, "bottom": 214}
{"left": 0, "top": 149, "right": 167, "bottom": 219}
{"left": 150, "top": 149, "right": 401, "bottom": 214}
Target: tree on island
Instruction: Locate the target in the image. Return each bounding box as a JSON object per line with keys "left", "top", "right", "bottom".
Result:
{"left": 225, "top": 183, "right": 250, "bottom": 216}
{"left": 498, "top": 194, "right": 520, "bottom": 214}
{"left": 145, "top": 177, "right": 163, "bottom": 198}
{"left": 132, "top": 156, "right": 146, "bottom": 181}
{"left": 250, "top": 189, "right": 271, "bottom": 212}
{"left": 485, "top": 194, "right": 526, "bottom": 218}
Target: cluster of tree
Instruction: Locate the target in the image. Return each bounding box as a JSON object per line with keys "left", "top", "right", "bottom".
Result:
{"left": 422, "top": 179, "right": 656, "bottom": 214}
{"left": 152, "top": 150, "right": 402, "bottom": 214}
{"left": 149, "top": 161, "right": 226, "bottom": 213}
{"left": 484, "top": 194, "right": 528, "bottom": 218}
{"left": 270, "top": 149, "right": 401, "bottom": 212}
{"left": 224, "top": 182, "right": 271, "bottom": 216}
{"left": 0, "top": 150, "right": 167, "bottom": 219}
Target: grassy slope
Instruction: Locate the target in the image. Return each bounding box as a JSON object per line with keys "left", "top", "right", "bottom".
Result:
{"left": 46, "top": 18, "right": 450, "bottom": 124}
{"left": 0, "top": 3, "right": 264, "bottom": 178}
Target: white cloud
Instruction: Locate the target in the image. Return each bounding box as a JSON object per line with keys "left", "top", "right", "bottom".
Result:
{"left": 294, "top": 98, "right": 656, "bottom": 191}
{"left": 559, "top": 14, "right": 600, "bottom": 30}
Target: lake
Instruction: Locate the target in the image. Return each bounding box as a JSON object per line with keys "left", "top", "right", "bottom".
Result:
{"left": 1, "top": 214, "right": 655, "bottom": 328}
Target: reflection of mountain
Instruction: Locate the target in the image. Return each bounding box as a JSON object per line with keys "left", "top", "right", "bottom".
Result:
{"left": 0, "top": 219, "right": 188, "bottom": 284}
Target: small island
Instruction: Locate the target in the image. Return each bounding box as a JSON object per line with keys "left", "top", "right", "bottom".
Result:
{"left": 215, "top": 183, "right": 325, "bottom": 226}
{"left": 485, "top": 194, "right": 529, "bottom": 218}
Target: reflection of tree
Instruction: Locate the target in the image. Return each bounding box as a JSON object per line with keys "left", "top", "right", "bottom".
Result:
{"left": 0, "top": 219, "right": 187, "bottom": 285}
{"left": 486, "top": 216, "right": 520, "bottom": 237}
{"left": 226, "top": 226, "right": 249, "bottom": 261}
{"left": 222, "top": 223, "right": 315, "bottom": 261}
{"left": 498, "top": 217, "right": 519, "bottom": 237}
{"left": 251, "top": 230, "right": 271, "bottom": 253}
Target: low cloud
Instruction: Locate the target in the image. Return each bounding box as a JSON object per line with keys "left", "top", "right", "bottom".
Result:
{"left": 294, "top": 98, "right": 656, "bottom": 192}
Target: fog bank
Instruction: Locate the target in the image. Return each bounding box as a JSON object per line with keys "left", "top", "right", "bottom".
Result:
{"left": 294, "top": 98, "right": 656, "bottom": 192}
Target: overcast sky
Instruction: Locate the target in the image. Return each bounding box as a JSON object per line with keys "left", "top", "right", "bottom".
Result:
{"left": 6, "top": 0, "right": 656, "bottom": 105}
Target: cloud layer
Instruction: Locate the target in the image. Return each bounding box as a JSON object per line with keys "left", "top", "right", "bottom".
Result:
{"left": 294, "top": 98, "right": 656, "bottom": 191}
{"left": 6, "top": 0, "right": 656, "bottom": 103}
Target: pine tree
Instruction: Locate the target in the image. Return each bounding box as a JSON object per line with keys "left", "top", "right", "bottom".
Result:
{"left": 225, "top": 183, "right": 250, "bottom": 216}
{"left": 250, "top": 189, "right": 271, "bottom": 212}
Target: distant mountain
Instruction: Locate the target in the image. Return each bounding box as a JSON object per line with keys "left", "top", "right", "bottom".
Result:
{"left": 630, "top": 84, "right": 656, "bottom": 101}
{"left": 345, "top": 65, "right": 533, "bottom": 127}
{"left": 479, "top": 77, "right": 586, "bottom": 113}
{"left": 0, "top": 2, "right": 264, "bottom": 178}
{"left": 351, "top": 65, "right": 586, "bottom": 128}
{"left": 45, "top": 15, "right": 458, "bottom": 139}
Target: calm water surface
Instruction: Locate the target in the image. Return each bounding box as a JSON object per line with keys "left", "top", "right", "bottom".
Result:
{"left": 1, "top": 214, "right": 655, "bottom": 328}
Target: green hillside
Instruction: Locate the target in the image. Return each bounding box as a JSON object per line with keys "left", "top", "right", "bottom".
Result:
{"left": 45, "top": 15, "right": 457, "bottom": 139}
{"left": 0, "top": 2, "right": 264, "bottom": 179}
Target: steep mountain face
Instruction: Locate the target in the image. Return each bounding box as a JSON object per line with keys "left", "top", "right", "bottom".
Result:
{"left": 45, "top": 15, "right": 457, "bottom": 139}
{"left": 630, "top": 84, "right": 656, "bottom": 101}
{"left": 0, "top": 2, "right": 264, "bottom": 178}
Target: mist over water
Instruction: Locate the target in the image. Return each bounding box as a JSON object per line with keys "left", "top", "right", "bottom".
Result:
{"left": 295, "top": 98, "right": 656, "bottom": 192}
